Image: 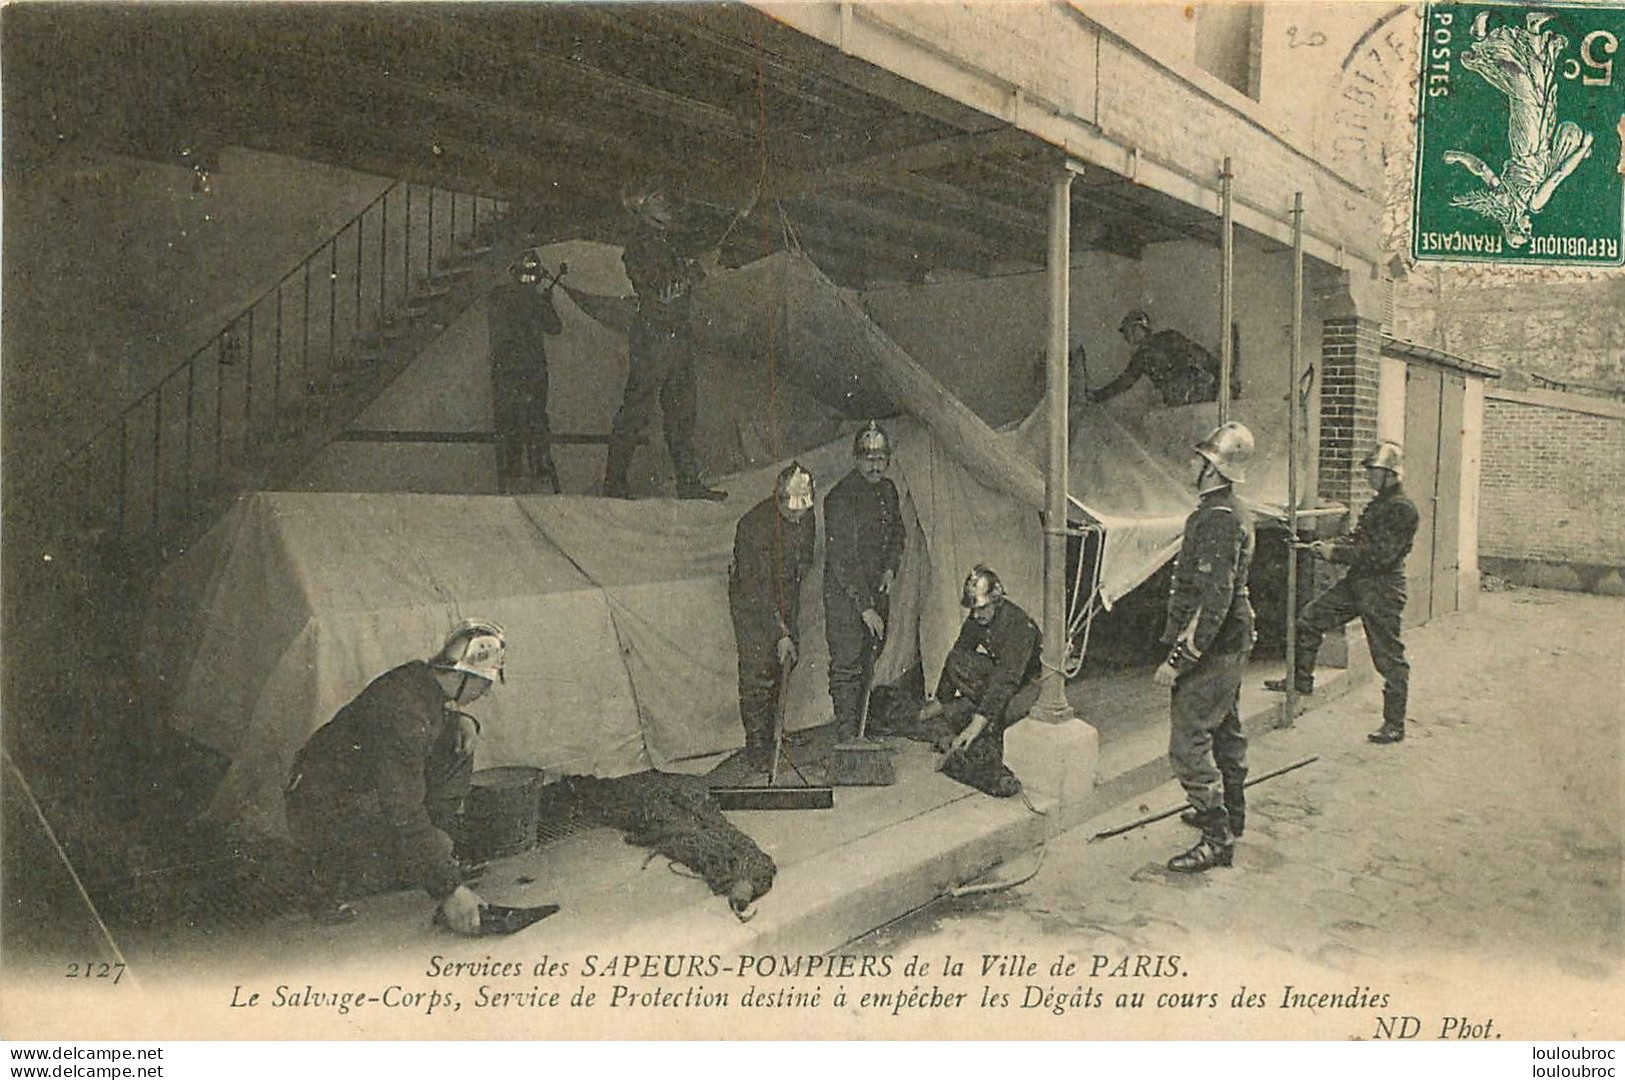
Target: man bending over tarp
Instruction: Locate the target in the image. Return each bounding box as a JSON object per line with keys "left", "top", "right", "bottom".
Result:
{"left": 283, "top": 621, "right": 505, "bottom": 935}
{"left": 913, "top": 565, "right": 1042, "bottom": 799}
{"left": 727, "top": 463, "right": 818, "bottom": 773}
{"left": 1089, "top": 310, "right": 1241, "bottom": 408}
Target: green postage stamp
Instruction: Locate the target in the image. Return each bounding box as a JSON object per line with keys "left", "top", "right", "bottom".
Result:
{"left": 1414, "top": 1, "right": 1625, "bottom": 267}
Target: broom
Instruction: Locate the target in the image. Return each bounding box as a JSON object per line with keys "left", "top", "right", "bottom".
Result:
{"left": 827, "top": 630, "right": 896, "bottom": 787}
{"left": 713, "top": 652, "right": 834, "bottom": 810}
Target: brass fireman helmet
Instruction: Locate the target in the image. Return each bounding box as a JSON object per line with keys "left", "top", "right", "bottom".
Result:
{"left": 1195, "top": 420, "right": 1256, "bottom": 484}
{"left": 1361, "top": 440, "right": 1404, "bottom": 478}
{"left": 961, "top": 564, "right": 1006, "bottom": 609}
{"left": 431, "top": 619, "right": 508, "bottom": 684}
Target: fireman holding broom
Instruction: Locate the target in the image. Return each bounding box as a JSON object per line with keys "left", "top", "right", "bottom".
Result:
{"left": 822, "top": 423, "right": 906, "bottom": 743}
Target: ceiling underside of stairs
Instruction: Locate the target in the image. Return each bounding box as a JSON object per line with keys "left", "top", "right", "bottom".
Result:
{"left": 6, "top": 3, "right": 1229, "bottom": 286}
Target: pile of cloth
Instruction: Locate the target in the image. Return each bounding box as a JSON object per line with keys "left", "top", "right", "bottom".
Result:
{"left": 540, "top": 772, "right": 776, "bottom": 909}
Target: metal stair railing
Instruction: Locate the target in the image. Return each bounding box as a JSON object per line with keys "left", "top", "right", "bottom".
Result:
{"left": 13, "top": 179, "right": 508, "bottom": 572}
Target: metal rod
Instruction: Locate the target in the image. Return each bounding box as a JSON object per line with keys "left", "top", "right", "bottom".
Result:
{"left": 118, "top": 418, "right": 129, "bottom": 534}
{"left": 184, "top": 359, "right": 196, "bottom": 496}
{"left": 1032, "top": 168, "right": 1077, "bottom": 725}
{"left": 242, "top": 320, "right": 253, "bottom": 441}
{"left": 274, "top": 287, "right": 284, "bottom": 420}
{"left": 472, "top": 195, "right": 479, "bottom": 240}
{"left": 405, "top": 183, "right": 413, "bottom": 300}
{"left": 303, "top": 264, "right": 313, "bottom": 399}
{"left": 450, "top": 190, "right": 458, "bottom": 251}
{"left": 1090, "top": 756, "right": 1320, "bottom": 841}
{"left": 215, "top": 337, "right": 225, "bottom": 470}
{"left": 427, "top": 186, "right": 436, "bottom": 279}
{"left": 329, "top": 240, "right": 338, "bottom": 376}
{"left": 1287, "top": 192, "right": 1305, "bottom": 726}
{"left": 152, "top": 385, "right": 163, "bottom": 536}
{"left": 379, "top": 189, "right": 389, "bottom": 326}
{"left": 355, "top": 217, "right": 364, "bottom": 334}
{"left": 247, "top": 307, "right": 256, "bottom": 419}
{"left": 1219, "top": 156, "right": 1235, "bottom": 425}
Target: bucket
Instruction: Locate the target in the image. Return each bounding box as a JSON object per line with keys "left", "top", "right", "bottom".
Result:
{"left": 457, "top": 766, "right": 545, "bottom": 862}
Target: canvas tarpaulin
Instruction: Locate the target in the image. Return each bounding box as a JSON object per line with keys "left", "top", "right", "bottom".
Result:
{"left": 150, "top": 250, "right": 1304, "bottom": 834}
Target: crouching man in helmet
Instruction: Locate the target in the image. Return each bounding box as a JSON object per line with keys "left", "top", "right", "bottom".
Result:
{"left": 284, "top": 620, "right": 506, "bottom": 934}
{"left": 1156, "top": 421, "right": 1257, "bottom": 872}
{"left": 918, "top": 565, "right": 1042, "bottom": 798}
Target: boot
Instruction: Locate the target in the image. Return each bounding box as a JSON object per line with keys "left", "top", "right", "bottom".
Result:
{"left": 1168, "top": 836, "right": 1233, "bottom": 872}
{"left": 1168, "top": 808, "right": 1233, "bottom": 873}
{"left": 675, "top": 477, "right": 727, "bottom": 501}
{"left": 1367, "top": 722, "right": 1405, "bottom": 744}
{"left": 1181, "top": 805, "right": 1245, "bottom": 837}
{"left": 603, "top": 439, "right": 635, "bottom": 499}
{"left": 1263, "top": 676, "right": 1314, "bottom": 694}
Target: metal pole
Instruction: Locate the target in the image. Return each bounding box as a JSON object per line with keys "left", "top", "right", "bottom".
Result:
{"left": 1219, "top": 156, "right": 1235, "bottom": 425}
{"left": 1286, "top": 192, "right": 1305, "bottom": 728}
{"left": 1032, "top": 168, "right": 1077, "bottom": 725}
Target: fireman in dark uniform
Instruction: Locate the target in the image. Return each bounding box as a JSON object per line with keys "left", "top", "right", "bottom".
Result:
{"left": 1266, "top": 441, "right": 1419, "bottom": 744}
{"left": 488, "top": 250, "right": 563, "bottom": 494}
{"left": 1089, "top": 310, "right": 1240, "bottom": 408}
{"left": 603, "top": 183, "right": 753, "bottom": 501}
{"left": 823, "top": 423, "right": 905, "bottom": 740}
{"left": 1158, "top": 421, "right": 1257, "bottom": 872}
{"left": 919, "top": 565, "right": 1042, "bottom": 798}
{"left": 284, "top": 620, "right": 507, "bottom": 934}
{"left": 728, "top": 463, "right": 818, "bottom": 770}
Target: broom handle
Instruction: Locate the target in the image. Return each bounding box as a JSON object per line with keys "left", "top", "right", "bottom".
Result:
{"left": 770, "top": 654, "right": 794, "bottom": 787}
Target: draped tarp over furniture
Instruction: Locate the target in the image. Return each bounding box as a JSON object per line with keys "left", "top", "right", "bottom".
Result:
{"left": 148, "top": 251, "right": 1305, "bottom": 834}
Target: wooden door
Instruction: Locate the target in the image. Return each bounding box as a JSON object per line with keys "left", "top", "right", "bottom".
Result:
{"left": 1432, "top": 374, "right": 1466, "bottom": 616}
{"left": 1402, "top": 364, "right": 1441, "bottom": 627}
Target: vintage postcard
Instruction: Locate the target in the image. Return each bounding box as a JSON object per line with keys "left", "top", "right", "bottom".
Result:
{"left": 1, "top": 0, "right": 1620, "bottom": 1046}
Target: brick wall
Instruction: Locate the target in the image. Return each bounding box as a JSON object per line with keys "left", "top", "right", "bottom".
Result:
{"left": 1480, "top": 393, "right": 1625, "bottom": 568}
{"left": 1318, "top": 316, "right": 1383, "bottom": 513}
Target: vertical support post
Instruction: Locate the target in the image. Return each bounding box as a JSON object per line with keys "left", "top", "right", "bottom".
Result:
{"left": 1031, "top": 168, "right": 1077, "bottom": 725}
{"left": 1285, "top": 192, "right": 1305, "bottom": 727}
{"left": 184, "top": 359, "right": 196, "bottom": 498}
{"left": 118, "top": 418, "right": 129, "bottom": 536}
{"left": 1219, "top": 156, "right": 1235, "bottom": 425}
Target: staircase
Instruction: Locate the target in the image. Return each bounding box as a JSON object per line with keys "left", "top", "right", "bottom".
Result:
{"left": 13, "top": 179, "right": 512, "bottom": 577}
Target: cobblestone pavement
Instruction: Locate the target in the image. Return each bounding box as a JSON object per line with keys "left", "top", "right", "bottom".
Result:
{"left": 861, "top": 589, "right": 1624, "bottom": 1038}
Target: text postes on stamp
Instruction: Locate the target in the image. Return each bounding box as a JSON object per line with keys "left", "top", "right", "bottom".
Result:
{"left": 1414, "top": 2, "right": 1625, "bottom": 267}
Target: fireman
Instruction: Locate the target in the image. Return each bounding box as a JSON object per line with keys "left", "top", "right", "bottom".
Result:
{"left": 284, "top": 620, "right": 507, "bottom": 934}
{"left": 1090, "top": 310, "right": 1239, "bottom": 407}
{"left": 1158, "top": 421, "right": 1257, "bottom": 872}
{"left": 822, "top": 423, "right": 905, "bottom": 740}
{"left": 488, "top": 250, "right": 563, "bottom": 494}
{"left": 603, "top": 181, "right": 753, "bottom": 501}
{"left": 728, "top": 463, "right": 818, "bottom": 771}
{"left": 1266, "top": 441, "right": 1419, "bottom": 744}
{"left": 923, "top": 565, "right": 1042, "bottom": 798}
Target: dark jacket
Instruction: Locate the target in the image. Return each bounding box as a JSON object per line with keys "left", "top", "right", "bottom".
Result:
{"left": 622, "top": 223, "right": 714, "bottom": 331}
{"left": 1096, "top": 329, "right": 1230, "bottom": 407}
{"left": 1162, "top": 484, "right": 1256, "bottom": 658}
{"left": 939, "top": 599, "right": 1043, "bottom": 731}
{"left": 289, "top": 661, "right": 463, "bottom": 900}
{"left": 488, "top": 282, "right": 562, "bottom": 379}
{"left": 1331, "top": 484, "right": 1419, "bottom": 578}
{"left": 823, "top": 471, "right": 904, "bottom": 611}
{"left": 729, "top": 497, "right": 817, "bottom": 645}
